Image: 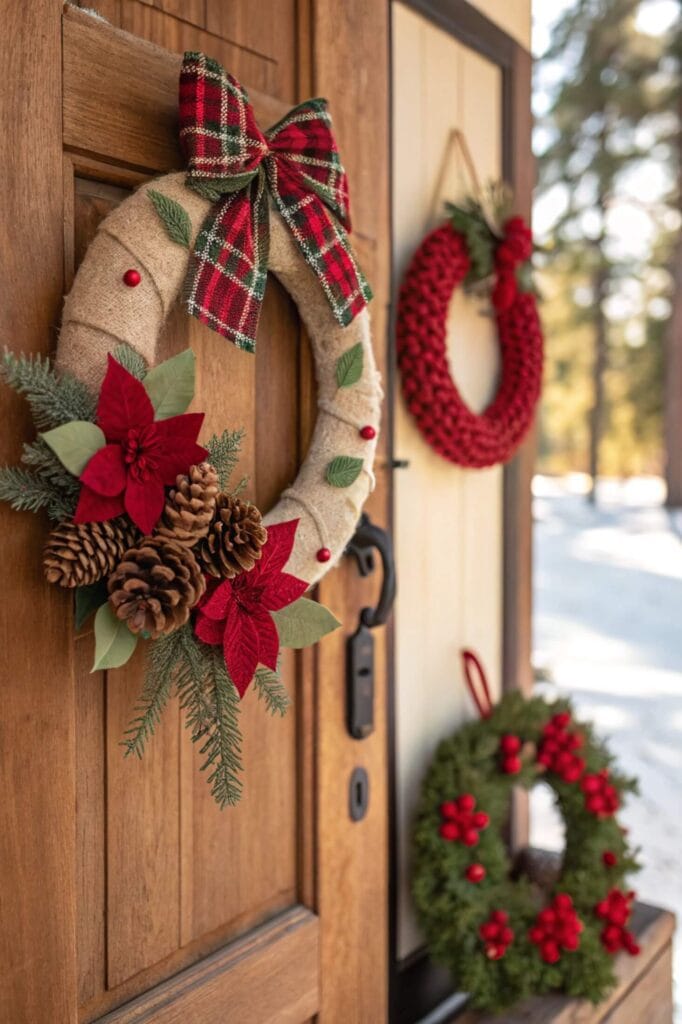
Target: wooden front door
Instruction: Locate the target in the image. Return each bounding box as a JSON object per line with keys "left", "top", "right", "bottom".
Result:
{"left": 0, "top": 3, "right": 390, "bottom": 1022}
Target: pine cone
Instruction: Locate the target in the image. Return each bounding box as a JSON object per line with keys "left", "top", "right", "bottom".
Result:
{"left": 157, "top": 462, "right": 219, "bottom": 547}
{"left": 108, "top": 537, "right": 206, "bottom": 639}
{"left": 43, "top": 518, "right": 139, "bottom": 588}
{"left": 199, "top": 494, "right": 267, "bottom": 579}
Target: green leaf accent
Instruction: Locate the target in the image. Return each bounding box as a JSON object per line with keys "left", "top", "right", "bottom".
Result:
{"left": 516, "top": 260, "right": 534, "bottom": 294}
{"left": 335, "top": 342, "right": 364, "bottom": 388}
{"left": 75, "top": 580, "right": 109, "bottom": 630}
{"left": 272, "top": 597, "right": 341, "bottom": 649}
{"left": 254, "top": 666, "right": 291, "bottom": 716}
{"left": 148, "top": 189, "right": 192, "bottom": 249}
{"left": 143, "top": 349, "right": 196, "bottom": 420}
{"left": 41, "top": 421, "right": 106, "bottom": 476}
{"left": 112, "top": 343, "right": 148, "bottom": 380}
{"left": 92, "top": 604, "right": 138, "bottom": 672}
{"left": 325, "top": 455, "right": 363, "bottom": 488}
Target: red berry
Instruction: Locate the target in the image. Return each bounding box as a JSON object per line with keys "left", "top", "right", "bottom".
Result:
{"left": 553, "top": 712, "right": 571, "bottom": 728}
{"left": 472, "top": 811, "right": 490, "bottom": 830}
{"left": 538, "top": 908, "right": 556, "bottom": 928}
{"left": 458, "top": 793, "right": 476, "bottom": 812}
{"left": 316, "top": 547, "right": 332, "bottom": 563}
{"left": 500, "top": 926, "right": 514, "bottom": 945}
{"left": 123, "top": 268, "right": 141, "bottom": 287}
{"left": 595, "top": 900, "right": 609, "bottom": 919}
{"left": 440, "top": 801, "right": 458, "bottom": 820}
{"left": 500, "top": 734, "right": 521, "bottom": 754}
{"left": 486, "top": 943, "right": 505, "bottom": 960}
{"left": 439, "top": 822, "right": 459, "bottom": 841}
{"left": 465, "top": 863, "right": 486, "bottom": 883}
{"left": 529, "top": 925, "right": 545, "bottom": 944}
{"left": 582, "top": 775, "right": 601, "bottom": 794}
{"left": 462, "top": 828, "right": 479, "bottom": 847}
{"left": 541, "top": 940, "right": 560, "bottom": 964}
{"left": 602, "top": 851, "right": 617, "bottom": 868}
{"left": 480, "top": 922, "right": 499, "bottom": 941}
{"left": 554, "top": 893, "right": 573, "bottom": 913}
{"left": 502, "top": 755, "right": 522, "bottom": 775}
{"left": 491, "top": 910, "right": 509, "bottom": 925}
{"left": 359, "top": 425, "right": 376, "bottom": 440}
{"left": 561, "top": 931, "right": 579, "bottom": 951}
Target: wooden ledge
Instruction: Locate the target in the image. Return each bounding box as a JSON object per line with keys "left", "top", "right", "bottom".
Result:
{"left": 457, "top": 902, "right": 675, "bottom": 1024}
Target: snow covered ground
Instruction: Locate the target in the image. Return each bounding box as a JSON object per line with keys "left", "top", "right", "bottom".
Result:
{"left": 530, "top": 474, "right": 682, "bottom": 1018}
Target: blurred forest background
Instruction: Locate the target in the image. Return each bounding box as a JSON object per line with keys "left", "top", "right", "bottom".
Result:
{"left": 534, "top": 0, "right": 681, "bottom": 502}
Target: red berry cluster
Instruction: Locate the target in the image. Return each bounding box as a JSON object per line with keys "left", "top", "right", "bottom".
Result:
{"left": 595, "top": 889, "right": 640, "bottom": 956}
{"left": 581, "top": 769, "right": 620, "bottom": 818}
{"left": 528, "top": 893, "right": 584, "bottom": 964}
{"left": 479, "top": 909, "right": 514, "bottom": 960}
{"left": 537, "top": 711, "right": 585, "bottom": 783}
{"left": 439, "top": 794, "right": 490, "bottom": 846}
{"left": 491, "top": 217, "right": 533, "bottom": 314}
{"left": 499, "top": 733, "right": 523, "bottom": 774}
{"left": 395, "top": 223, "right": 544, "bottom": 469}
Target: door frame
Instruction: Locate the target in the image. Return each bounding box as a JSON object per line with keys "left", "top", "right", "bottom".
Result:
{"left": 387, "top": 2, "right": 534, "bottom": 1020}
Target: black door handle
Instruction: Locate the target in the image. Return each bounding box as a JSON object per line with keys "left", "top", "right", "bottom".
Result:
{"left": 344, "top": 513, "right": 396, "bottom": 741}
{"left": 345, "top": 512, "right": 396, "bottom": 628}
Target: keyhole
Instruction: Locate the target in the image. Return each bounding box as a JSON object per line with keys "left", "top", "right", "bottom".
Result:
{"left": 349, "top": 766, "right": 369, "bottom": 821}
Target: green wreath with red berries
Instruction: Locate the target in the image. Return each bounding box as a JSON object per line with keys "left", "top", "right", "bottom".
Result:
{"left": 412, "top": 651, "right": 641, "bottom": 1014}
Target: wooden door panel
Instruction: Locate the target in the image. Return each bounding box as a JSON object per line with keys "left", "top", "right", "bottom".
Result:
{"left": 64, "top": 14, "right": 307, "bottom": 1017}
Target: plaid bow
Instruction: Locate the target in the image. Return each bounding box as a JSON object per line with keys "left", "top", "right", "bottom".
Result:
{"left": 179, "top": 52, "right": 372, "bottom": 352}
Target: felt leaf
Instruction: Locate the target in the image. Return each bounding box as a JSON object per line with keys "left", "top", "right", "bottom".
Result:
{"left": 148, "top": 188, "right": 192, "bottom": 249}
{"left": 256, "top": 519, "right": 300, "bottom": 577}
{"left": 143, "top": 349, "right": 196, "bottom": 419}
{"left": 41, "top": 421, "right": 106, "bottom": 476}
{"left": 92, "top": 603, "right": 138, "bottom": 672}
{"left": 272, "top": 597, "right": 341, "bottom": 649}
{"left": 74, "top": 580, "right": 109, "bottom": 630}
{"left": 325, "top": 455, "right": 363, "bottom": 488}
{"left": 335, "top": 342, "right": 364, "bottom": 388}
{"left": 80, "top": 444, "right": 127, "bottom": 496}
{"left": 224, "top": 606, "right": 260, "bottom": 697}
{"left": 73, "top": 484, "right": 125, "bottom": 524}
{"left": 97, "top": 355, "right": 155, "bottom": 441}
{"left": 124, "top": 475, "right": 166, "bottom": 535}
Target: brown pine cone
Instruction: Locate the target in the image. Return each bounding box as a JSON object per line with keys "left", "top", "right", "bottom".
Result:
{"left": 43, "top": 518, "right": 139, "bottom": 588}
{"left": 108, "top": 537, "right": 206, "bottom": 639}
{"left": 156, "top": 462, "right": 219, "bottom": 547}
{"left": 199, "top": 494, "right": 268, "bottom": 579}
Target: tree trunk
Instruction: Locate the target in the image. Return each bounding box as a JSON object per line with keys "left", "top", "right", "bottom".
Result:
{"left": 664, "top": 92, "right": 682, "bottom": 507}
{"left": 587, "top": 264, "right": 608, "bottom": 504}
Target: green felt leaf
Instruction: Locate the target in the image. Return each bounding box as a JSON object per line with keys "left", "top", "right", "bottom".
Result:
{"left": 148, "top": 189, "right": 191, "bottom": 249}
{"left": 92, "top": 603, "right": 138, "bottom": 672}
{"left": 335, "top": 342, "right": 364, "bottom": 388}
{"left": 325, "top": 455, "right": 363, "bottom": 488}
{"left": 143, "top": 349, "right": 196, "bottom": 419}
{"left": 40, "top": 421, "right": 106, "bottom": 476}
{"left": 74, "top": 580, "right": 109, "bottom": 630}
{"left": 272, "top": 598, "right": 341, "bottom": 649}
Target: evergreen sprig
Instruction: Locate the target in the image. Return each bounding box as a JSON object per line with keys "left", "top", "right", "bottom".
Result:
{"left": 112, "top": 342, "right": 148, "bottom": 380}
{"left": 125, "top": 624, "right": 244, "bottom": 808}
{"left": 206, "top": 428, "right": 244, "bottom": 490}
{"left": 254, "top": 666, "right": 291, "bottom": 716}
{"left": 0, "top": 465, "right": 76, "bottom": 521}
{"left": 1, "top": 349, "right": 95, "bottom": 429}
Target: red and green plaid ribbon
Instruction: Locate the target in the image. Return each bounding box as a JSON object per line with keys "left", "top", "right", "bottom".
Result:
{"left": 179, "top": 52, "right": 372, "bottom": 352}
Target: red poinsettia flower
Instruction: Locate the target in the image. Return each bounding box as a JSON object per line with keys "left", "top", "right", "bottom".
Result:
{"left": 74, "top": 355, "right": 207, "bottom": 534}
{"left": 194, "top": 519, "right": 308, "bottom": 696}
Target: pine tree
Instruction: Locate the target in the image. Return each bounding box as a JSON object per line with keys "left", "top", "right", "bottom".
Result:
{"left": 536, "top": 0, "right": 670, "bottom": 496}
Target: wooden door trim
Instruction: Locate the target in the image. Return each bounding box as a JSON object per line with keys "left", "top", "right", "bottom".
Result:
{"left": 388, "top": 3, "right": 534, "bottom": 1021}
{"left": 63, "top": 6, "right": 290, "bottom": 176}
{"left": 96, "top": 906, "right": 319, "bottom": 1024}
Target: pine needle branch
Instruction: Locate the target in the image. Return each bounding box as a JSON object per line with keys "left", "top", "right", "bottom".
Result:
{"left": 254, "top": 666, "right": 291, "bottom": 717}
{"left": 112, "top": 343, "right": 148, "bottom": 380}
{"left": 206, "top": 429, "right": 244, "bottom": 490}
{"left": 0, "top": 465, "right": 76, "bottom": 521}
{"left": 1, "top": 349, "right": 95, "bottom": 429}
{"left": 202, "top": 651, "right": 243, "bottom": 808}
{"left": 121, "top": 642, "right": 177, "bottom": 759}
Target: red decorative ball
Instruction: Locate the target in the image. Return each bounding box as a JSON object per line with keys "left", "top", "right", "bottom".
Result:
{"left": 458, "top": 793, "right": 476, "bottom": 812}
{"left": 439, "top": 821, "right": 460, "bottom": 842}
{"left": 602, "top": 851, "right": 617, "bottom": 868}
{"left": 123, "top": 268, "right": 141, "bottom": 287}
{"left": 500, "top": 733, "right": 522, "bottom": 755}
{"left": 316, "top": 547, "right": 332, "bottom": 563}
{"left": 359, "top": 425, "right": 376, "bottom": 440}
{"left": 462, "top": 828, "right": 480, "bottom": 847}
{"left": 466, "top": 863, "right": 486, "bottom": 883}
{"left": 501, "top": 755, "right": 522, "bottom": 775}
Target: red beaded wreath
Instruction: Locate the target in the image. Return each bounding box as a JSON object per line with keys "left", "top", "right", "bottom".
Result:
{"left": 396, "top": 213, "right": 544, "bottom": 468}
